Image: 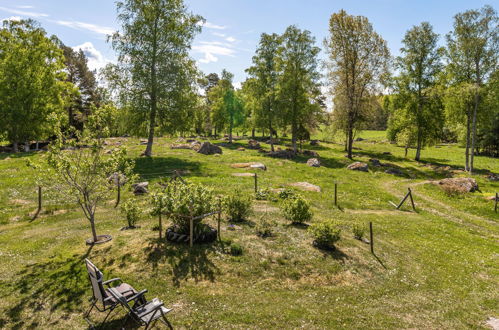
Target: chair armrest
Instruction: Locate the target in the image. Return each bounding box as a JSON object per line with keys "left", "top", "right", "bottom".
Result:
{"left": 103, "top": 278, "right": 122, "bottom": 286}
{"left": 126, "top": 289, "right": 148, "bottom": 303}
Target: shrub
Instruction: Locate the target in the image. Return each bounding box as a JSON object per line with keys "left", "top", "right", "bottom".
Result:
{"left": 277, "top": 188, "right": 296, "bottom": 200}
{"left": 352, "top": 224, "right": 365, "bottom": 240}
{"left": 120, "top": 199, "right": 141, "bottom": 228}
{"left": 153, "top": 181, "right": 215, "bottom": 235}
{"left": 229, "top": 243, "right": 243, "bottom": 256}
{"left": 255, "top": 214, "right": 277, "bottom": 238}
{"left": 255, "top": 188, "right": 277, "bottom": 201}
{"left": 223, "top": 193, "right": 252, "bottom": 222}
{"left": 309, "top": 221, "right": 341, "bottom": 249}
{"left": 280, "top": 196, "right": 312, "bottom": 224}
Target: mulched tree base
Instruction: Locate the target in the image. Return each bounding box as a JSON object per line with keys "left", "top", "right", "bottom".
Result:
{"left": 166, "top": 226, "right": 217, "bottom": 244}
{"left": 85, "top": 234, "right": 112, "bottom": 245}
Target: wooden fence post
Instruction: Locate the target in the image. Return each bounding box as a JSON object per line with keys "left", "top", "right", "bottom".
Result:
{"left": 38, "top": 186, "right": 42, "bottom": 213}
{"left": 495, "top": 193, "right": 498, "bottom": 213}
{"left": 334, "top": 183, "right": 338, "bottom": 206}
{"left": 217, "top": 198, "right": 222, "bottom": 241}
{"left": 114, "top": 177, "right": 121, "bottom": 208}
{"left": 408, "top": 188, "right": 416, "bottom": 211}
{"left": 254, "top": 173, "right": 258, "bottom": 193}
{"left": 158, "top": 199, "right": 163, "bottom": 239}
{"left": 369, "top": 222, "right": 374, "bottom": 254}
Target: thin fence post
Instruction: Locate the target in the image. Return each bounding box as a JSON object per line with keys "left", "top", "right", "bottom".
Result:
{"left": 217, "top": 198, "right": 222, "bottom": 241}
{"left": 158, "top": 199, "right": 163, "bottom": 239}
{"left": 369, "top": 222, "right": 374, "bottom": 254}
{"left": 189, "top": 205, "right": 194, "bottom": 248}
{"left": 408, "top": 188, "right": 416, "bottom": 211}
{"left": 114, "top": 177, "right": 121, "bottom": 208}
{"left": 334, "top": 183, "right": 338, "bottom": 206}
{"left": 254, "top": 173, "right": 258, "bottom": 193}
{"left": 38, "top": 185, "right": 42, "bottom": 213}
{"left": 495, "top": 193, "right": 498, "bottom": 213}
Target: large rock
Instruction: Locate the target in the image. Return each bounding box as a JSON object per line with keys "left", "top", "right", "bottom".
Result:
{"left": 306, "top": 158, "right": 320, "bottom": 167}
{"left": 132, "top": 182, "right": 149, "bottom": 195}
{"left": 347, "top": 162, "right": 369, "bottom": 172}
{"left": 170, "top": 143, "right": 192, "bottom": 150}
{"left": 230, "top": 162, "right": 266, "bottom": 170}
{"left": 190, "top": 141, "right": 202, "bottom": 151}
{"left": 140, "top": 139, "right": 148, "bottom": 145}
{"left": 302, "top": 150, "right": 319, "bottom": 158}
{"left": 437, "top": 178, "right": 478, "bottom": 193}
{"left": 267, "top": 149, "right": 296, "bottom": 159}
{"left": 288, "top": 182, "right": 321, "bottom": 192}
{"left": 247, "top": 139, "right": 261, "bottom": 149}
{"left": 197, "top": 142, "right": 222, "bottom": 155}
{"left": 488, "top": 173, "right": 499, "bottom": 181}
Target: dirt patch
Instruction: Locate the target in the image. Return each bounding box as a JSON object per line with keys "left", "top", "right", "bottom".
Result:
{"left": 10, "top": 199, "right": 31, "bottom": 205}
{"left": 232, "top": 173, "right": 255, "bottom": 177}
{"left": 288, "top": 182, "right": 321, "bottom": 192}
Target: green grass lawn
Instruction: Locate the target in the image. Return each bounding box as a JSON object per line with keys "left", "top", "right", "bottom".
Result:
{"left": 0, "top": 132, "right": 498, "bottom": 329}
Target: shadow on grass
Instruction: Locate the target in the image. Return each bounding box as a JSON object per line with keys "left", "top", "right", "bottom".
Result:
{"left": 143, "top": 238, "right": 221, "bottom": 287}
{"left": 319, "top": 246, "right": 349, "bottom": 261}
{"left": 133, "top": 157, "right": 202, "bottom": 181}
{"left": 0, "top": 151, "right": 38, "bottom": 161}
{"left": 1, "top": 245, "right": 96, "bottom": 329}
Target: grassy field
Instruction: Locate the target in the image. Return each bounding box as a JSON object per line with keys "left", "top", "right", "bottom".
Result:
{"left": 0, "top": 131, "right": 498, "bottom": 329}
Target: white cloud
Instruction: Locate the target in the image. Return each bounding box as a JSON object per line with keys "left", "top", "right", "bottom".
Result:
{"left": 0, "top": 6, "right": 48, "bottom": 17}
{"left": 225, "top": 36, "right": 236, "bottom": 43}
{"left": 233, "top": 81, "right": 242, "bottom": 90}
{"left": 52, "top": 20, "right": 115, "bottom": 36}
{"left": 73, "top": 42, "right": 110, "bottom": 71}
{"left": 212, "top": 32, "right": 226, "bottom": 38}
{"left": 198, "top": 21, "right": 226, "bottom": 30}
{"left": 193, "top": 41, "right": 236, "bottom": 64}
{"left": 17, "top": 5, "right": 34, "bottom": 9}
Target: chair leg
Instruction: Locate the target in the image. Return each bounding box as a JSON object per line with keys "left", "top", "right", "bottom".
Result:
{"left": 84, "top": 300, "right": 96, "bottom": 318}
{"left": 98, "top": 307, "right": 115, "bottom": 329}
{"left": 161, "top": 315, "right": 173, "bottom": 330}
{"left": 120, "top": 313, "right": 130, "bottom": 330}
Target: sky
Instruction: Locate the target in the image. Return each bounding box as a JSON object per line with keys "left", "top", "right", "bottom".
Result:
{"left": 0, "top": 0, "right": 497, "bottom": 88}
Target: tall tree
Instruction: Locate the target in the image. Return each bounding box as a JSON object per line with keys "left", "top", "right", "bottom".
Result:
{"left": 110, "top": 0, "right": 202, "bottom": 156}
{"left": 246, "top": 33, "right": 281, "bottom": 151}
{"left": 395, "top": 22, "right": 443, "bottom": 161}
{"left": 446, "top": 5, "right": 498, "bottom": 173}
{"left": 61, "top": 45, "right": 101, "bottom": 131}
{"left": 277, "top": 25, "right": 322, "bottom": 153}
{"left": 0, "top": 20, "right": 72, "bottom": 152}
{"left": 325, "top": 10, "right": 390, "bottom": 159}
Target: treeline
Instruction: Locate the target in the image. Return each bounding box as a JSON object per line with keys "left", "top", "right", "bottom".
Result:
{"left": 0, "top": 1, "right": 497, "bottom": 174}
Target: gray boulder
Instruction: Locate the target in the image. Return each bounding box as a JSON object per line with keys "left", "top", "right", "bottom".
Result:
{"left": 347, "top": 162, "right": 369, "bottom": 172}
{"left": 132, "top": 182, "right": 149, "bottom": 195}
{"left": 197, "top": 142, "right": 222, "bottom": 155}
{"left": 306, "top": 158, "right": 321, "bottom": 167}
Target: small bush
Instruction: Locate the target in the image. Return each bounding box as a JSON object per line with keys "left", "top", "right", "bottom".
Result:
{"left": 352, "top": 224, "right": 365, "bottom": 240}
{"left": 229, "top": 243, "right": 243, "bottom": 256}
{"left": 277, "top": 188, "right": 296, "bottom": 200}
{"left": 280, "top": 196, "right": 312, "bottom": 224}
{"left": 309, "top": 221, "right": 341, "bottom": 249}
{"left": 120, "top": 199, "right": 141, "bottom": 228}
{"left": 223, "top": 193, "right": 252, "bottom": 222}
{"left": 255, "top": 188, "right": 277, "bottom": 201}
{"left": 255, "top": 214, "right": 277, "bottom": 238}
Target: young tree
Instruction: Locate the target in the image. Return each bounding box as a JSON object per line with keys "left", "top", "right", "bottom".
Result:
{"left": 277, "top": 25, "right": 322, "bottom": 153}
{"left": 446, "top": 5, "right": 498, "bottom": 173}
{"left": 0, "top": 20, "right": 72, "bottom": 152}
{"left": 246, "top": 33, "right": 281, "bottom": 151}
{"left": 394, "top": 22, "right": 443, "bottom": 161}
{"left": 110, "top": 0, "right": 202, "bottom": 156}
{"left": 325, "top": 10, "right": 390, "bottom": 159}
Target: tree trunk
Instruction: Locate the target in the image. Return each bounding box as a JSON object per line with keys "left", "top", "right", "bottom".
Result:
{"left": 470, "top": 90, "right": 479, "bottom": 174}
{"left": 229, "top": 116, "right": 233, "bottom": 143}
{"left": 465, "top": 108, "right": 471, "bottom": 172}
{"left": 144, "top": 17, "right": 158, "bottom": 157}
{"left": 291, "top": 122, "right": 297, "bottom": 153}
{"left": 347, "top": 127, "right": 353, "bottom": 159}
{"left": 269, "top": 123, "right": 274, "bottom": 152}
{"left": 415, "top": 130, "right": 422, "bottom": 161}
{"left": 251, "top": 128, "right": 255, "bottom": 139}
{"left": 405, "top": 144, "right": 409, "bottom": 158}
{"left": 90, "top": 213, "right": 98, "bottom": 243}
{"left": 24, "top": 142, "right": 30, "bottom": 152}
{"left": 144, "top": 108, "right": 156, "bottom": 157}
{"left": 12, "top": 142, "right": 18, "bottom": 153}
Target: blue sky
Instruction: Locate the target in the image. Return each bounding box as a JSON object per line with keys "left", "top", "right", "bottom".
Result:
{"left": 0, "top": 0, "right": 497, "bottom": 86}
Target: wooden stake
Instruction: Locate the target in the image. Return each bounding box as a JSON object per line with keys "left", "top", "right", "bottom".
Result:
{"left": 114, "top": 177, "right": 121, "bottom": 208}
{"left": 369, "top": 222, "right": 374, "bottom": 254}
{"left": 37, "top": 186, "right": 42, "bottom": 213}
{"left": 334, "top": 183, "right": 338, "bottom": 206}
{"left": 495, "top": 192, "right": 498, "bottom": 213}
{"left": 408, "top": 188, "right": 416, "bottom": 211}
{"left": 254, "top": 173, "right": 258, "bottom": 193}
{"left": 396, "top": 190, "right": 410, "bottom": 209}
{"left": 217, "top": 198, "right": 222, "bottom": 241}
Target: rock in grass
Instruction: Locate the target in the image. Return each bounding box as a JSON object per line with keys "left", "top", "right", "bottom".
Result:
{"left": 369, "top": 158, "right": 382, "bottom": 166}
{"left": 140, "top": 139, "right": 148, "bottom": 145}
{"left": 197, "top": 142, "right": 222, "bottom": 155}
{"left": 230, "top": 162, "right": 266, "bottom": 170}
{"left": 289, "top": 182, "right": 321, "bottom": 192}
{"left": 132, "top": 182, "right": 149, "bottom": 195}
{"left": 347, "top": 162, "right": 368, "bottom": 172}
{"left": 487, "top": 173, "right": 499, "bottom": 181}
{"left": 306, "top": 158, "right": 320, "bottom": 167}
{"left": 247, "top": 139, "right": 261, "bottom": 149}
{"left": 437, "top": 177, "right": 478, "bottom": 193}
{"left": 250, "top": 163, "right": 267, "bottom": 170}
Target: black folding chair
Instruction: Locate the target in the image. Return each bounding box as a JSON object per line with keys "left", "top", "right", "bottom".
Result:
{"left": 84, "top": 259, "right": 145, "bottom": 328}
{"left": 108, "top": 287, "right": 173, "bottom": 329}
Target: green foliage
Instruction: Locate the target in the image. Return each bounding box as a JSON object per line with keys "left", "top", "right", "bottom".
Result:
{"left": 120, "top": 199, "right": 140, "bottom": 228}
{"left": 223, "top": 193, "right": 252, "bottom": 222}
{"left": 352, "top": 224, "right": 365, "bottom": 240}
{"left": 86, "top": 103, "right": 120, "bottom": 138}
{"left": 277, "top": 188, "right": 297, "bottom": 200}
{"left": 255, "top": 214, "right": 277, "bottom": 238}
{"left": 309, "top": 221, "right": 341, "bottom": 249}
{"left": 280, "top": 196, "right": 312, "bottom": 224}
{"left": 229, "top": 243, "right": 243, "bottom": 256}
{"left": 0, "top": 19, "right": 73, "bottom": 149}
{"left": 255, "top": 188, "right": 277, "bottom": 201}
{"left": 152, "top": 181, "right": 215, "bottom": 234}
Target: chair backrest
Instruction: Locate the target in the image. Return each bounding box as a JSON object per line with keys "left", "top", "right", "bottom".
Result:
{"left": 85, "top": 259, "right": 106, "bottom": 304}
